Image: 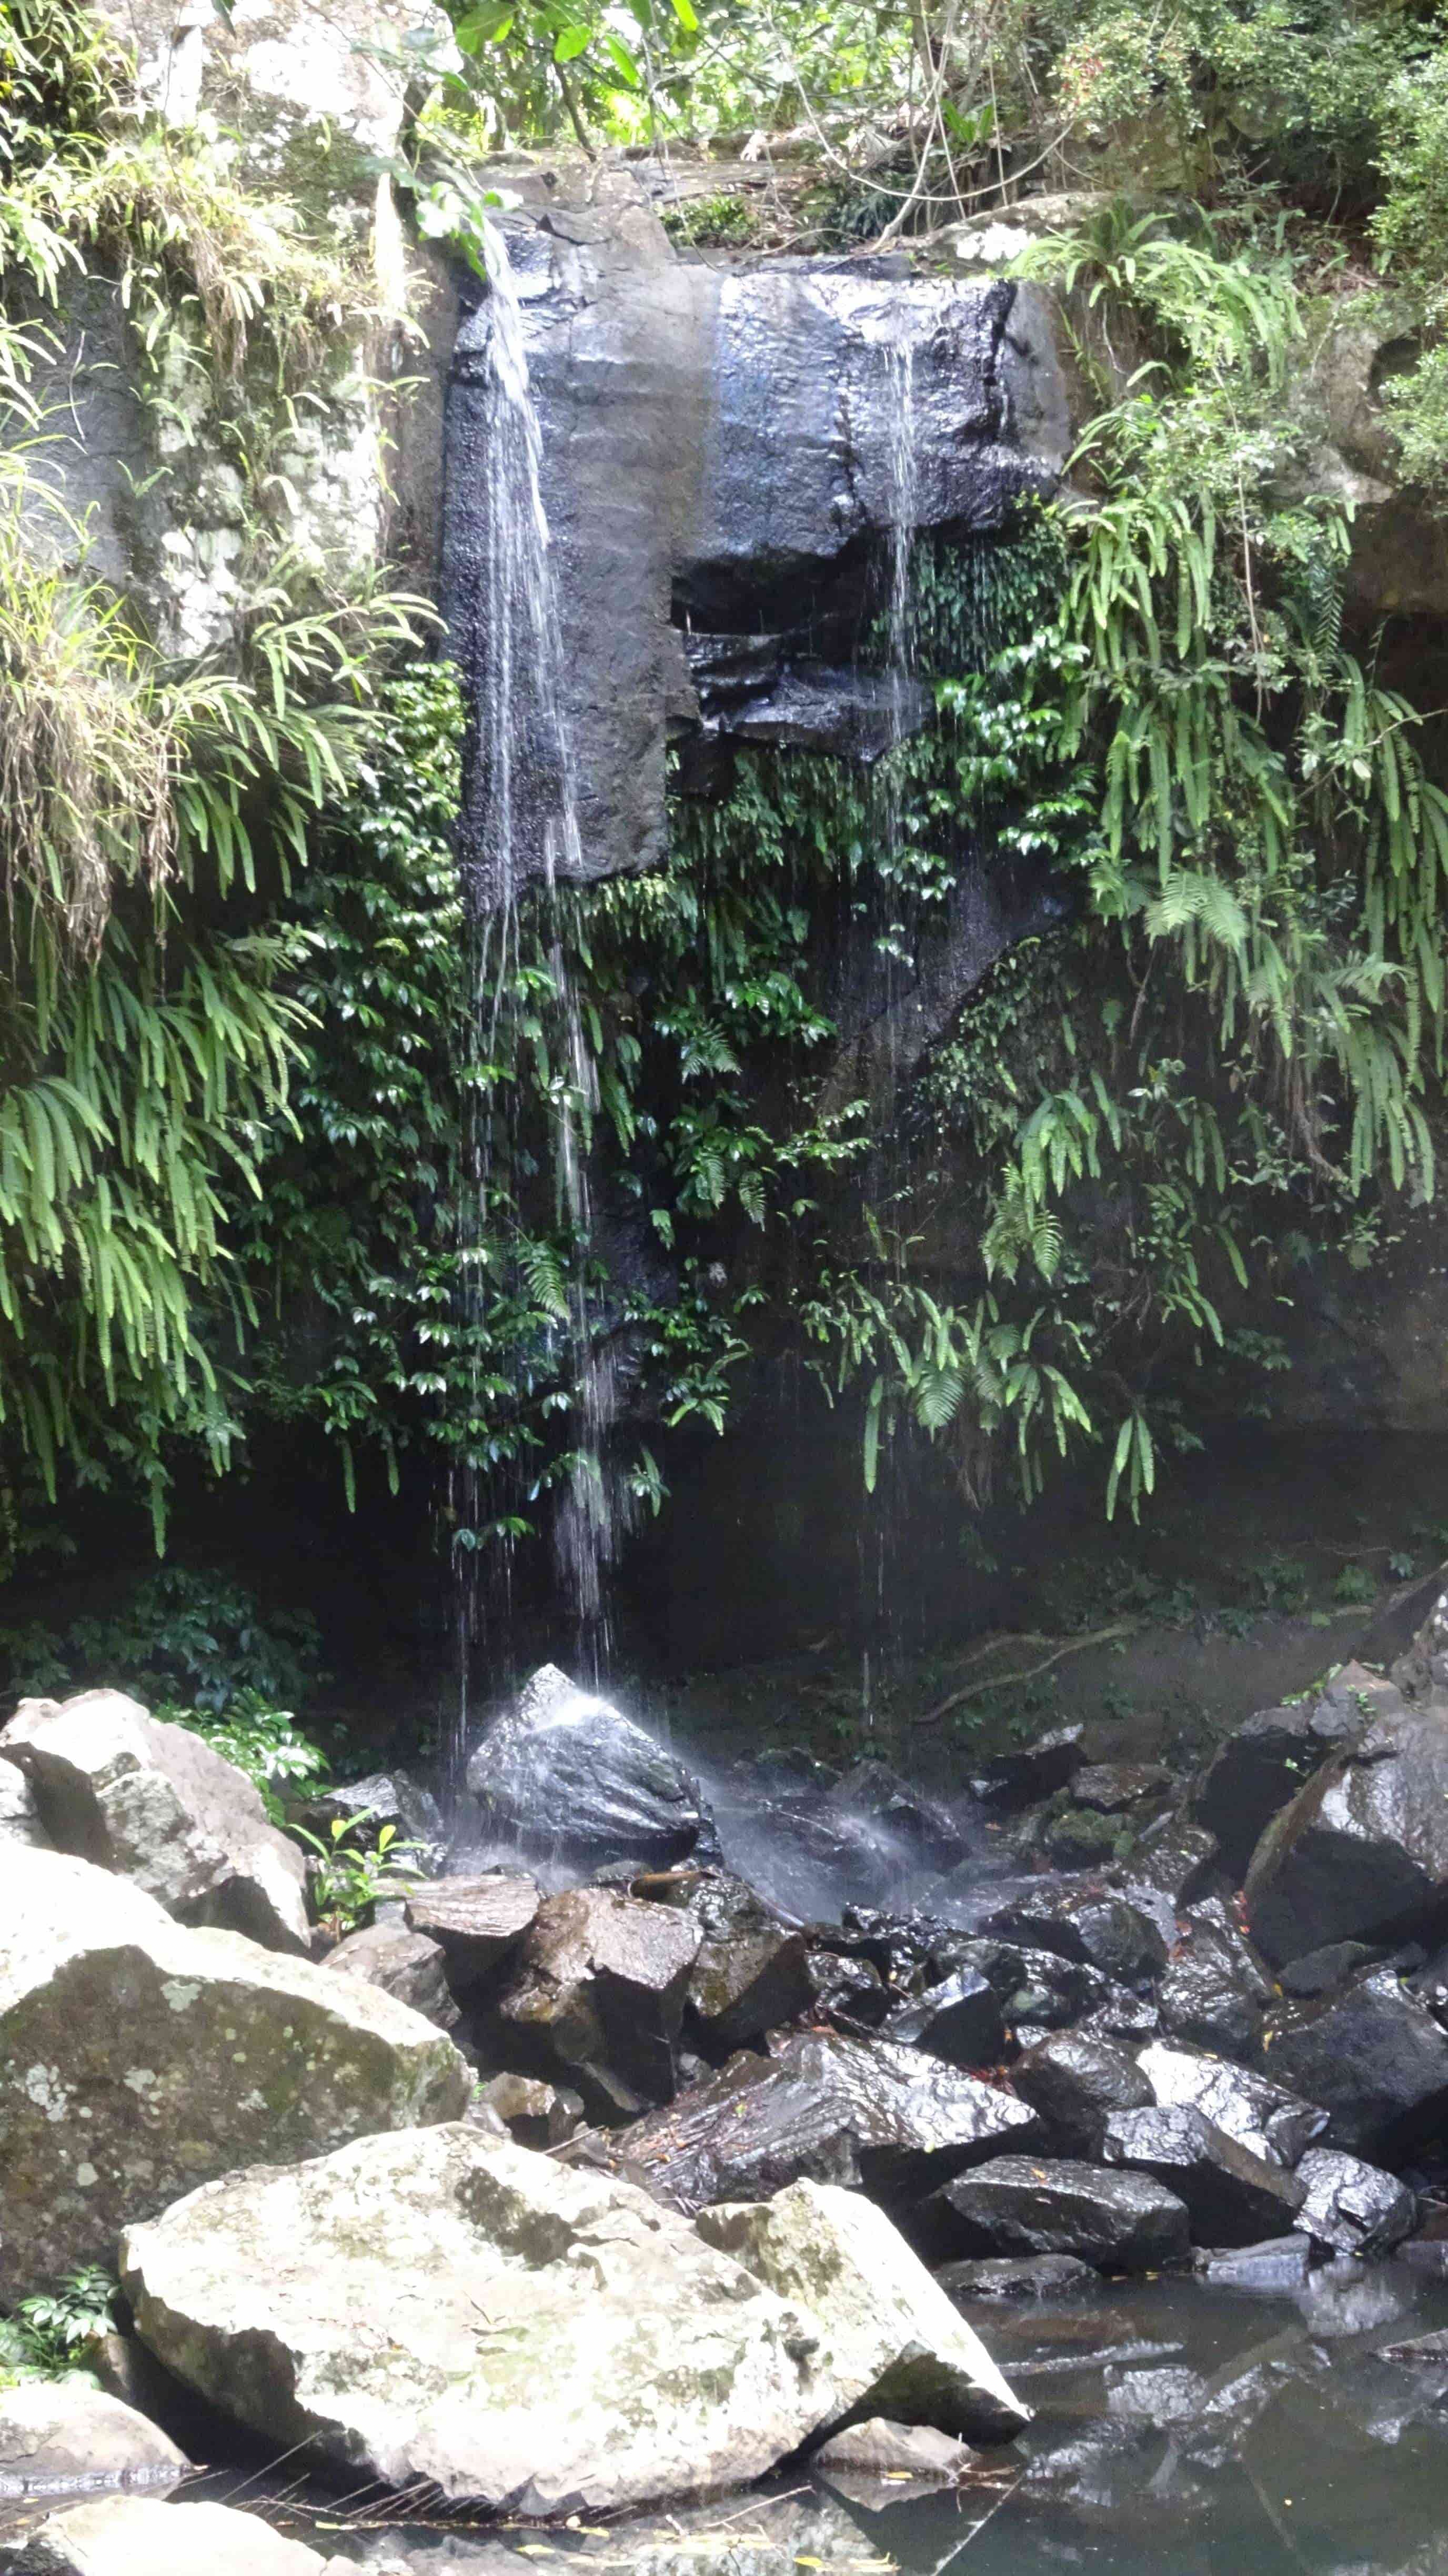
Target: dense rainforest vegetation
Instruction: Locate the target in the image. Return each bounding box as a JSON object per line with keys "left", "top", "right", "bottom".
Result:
{"left": 6, "top": 0, "right": 1448, "bottom": 1727}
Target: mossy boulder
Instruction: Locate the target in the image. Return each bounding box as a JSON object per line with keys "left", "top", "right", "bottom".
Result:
{"left": 0, "top": 1848, "right": 470, "bottom": 2301}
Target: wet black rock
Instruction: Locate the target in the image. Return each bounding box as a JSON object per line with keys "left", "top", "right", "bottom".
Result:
{"left": 1278, "top": 1938, "right": 1385, "bottom": 1998}
{"left": 931, "top": 2155, "right": 1192, "bottom": 2271}
{"left": 1012, "top": 2031, "right": 1154, "bottom": 2156}
{"left": 1196, "top": 2234, "right": 1314, "bottom": 2292}
{"left": 972, "top": 1877, "right": 1169, "bottom": 1987}
{"left": 298, "top": 1768, "right": 446, "bottom": 1857}
{"left": 882, "top": 1967, "right": 1005, "bottom": 2068}
{"left": 404, "top": 1872, "right": 541, "bottom": 1994}
{"left": 1259, "top": 1969, "right": 1448, "bottom": 2157}
{"left": 1293, "top": 2145, "right": 1418, "bottom": 2257}
{"left": 969, "top": 1728, "right": 1085, "bottom": 1810}
{"left": 466, "top": 1666, "right": 712, "bottom": 1875}
{"left": 935, "top": 2252, "right": 1097, "bottom": 2303}
{"left": 1102, "top": 2105, "right": 1305, "bottom": 2247}
{"left": 1123, "top": 1813, "right": 1219, "bottom": 1909}
{"left": 1071, "top": 1764, "right": 1175, "bottom": 1815}
{"left": 804, "top": 1947, "right": 891, "bottom": 2032}
{"left": 1135, "top": 2038, "right": 1326, "bottom": 2167}
{"left": 615, "top": 2030, "right": 1043, "bottom": 2217}
{"left": 1159, "top": 1898, "right": 1274, "bottom": 2060}
{"left": 1193, "top": 1690, "right": 1367, "bottom": 1881}
{"left": 934, "top": 1933, "right": 1117, "bottom": 2031}
{"left": 1242, "top": 1691, "right": 1448, "bottom": 1964}
{"left": 653, "top": 1871, "right": 815, "bottom": 2054}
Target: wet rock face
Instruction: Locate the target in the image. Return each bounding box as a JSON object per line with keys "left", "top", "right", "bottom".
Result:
{"left": 0, "top": 1848, "right": 469, "bottom": 2301}
{"left": 119, "top": 2130, "right": 876, "bottom": 2514}
{"left": 1011, "top": 2031, "right": 1154, "bottom": 2156}
{"left": 404, "top": 1870, "right": 541, "bottom": 1989}
{"left": 466, "top": 1665, "right": 711, "bottom": 1874}
{"left": 1260, "top": 1969, "right": 1448, "bottom": 2157}
{"left": 1193, "top": 1694, "right": 1368, "bottom": 1880}
{"left": 442, "top": 208, "right": 1065, "bottom": 889}
{"left": 1134, "top": 2039, "right": 1326, "bottom": 2167}
{"left": 1244, "top": 1696, "right": 1448, "bottom": 1962}
{"left": 930, "top": 2156, "right": 1192, "bottom": 2271}
{"left": 494, "top": 1884, "right": 701, "bottom": 2107}
{"left": 616, "top": 2029, "right": 1043, "bottom": 2218}
{"left": 1293, "top": 2146, "right": 1418, "bottom": 2256}
{"left": 1158, "top": 1899, "right": 1274, "bottom": 2060}
{"left": 1, "top": 1689, "right": 307, "bottom": 1953}
{"left": 1101, "top": 2105, "right": 1305, "bottom": 2247}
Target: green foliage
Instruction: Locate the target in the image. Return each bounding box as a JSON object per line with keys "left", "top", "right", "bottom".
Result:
{"left": 295, "top": 1814, "right": 424, "bottom": 1930}
{"left": 0, "top": 1566, "right": 324, "bottom": 1713}
{"left": 2, "top": 2268, "right": 117, "bottom": 2382}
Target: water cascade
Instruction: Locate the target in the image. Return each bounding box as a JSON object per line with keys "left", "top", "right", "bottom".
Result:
{"left": 448, "top": 220, "right": 623, "bottom": 1794}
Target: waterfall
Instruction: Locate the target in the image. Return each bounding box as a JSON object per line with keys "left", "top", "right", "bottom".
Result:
{"left": 448, "top": 222, "right": 621, "bottom": 1797}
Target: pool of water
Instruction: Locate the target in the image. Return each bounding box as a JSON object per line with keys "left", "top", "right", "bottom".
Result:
{"left": 146, "top": 2258, "right": 1448, "bottom": 2576}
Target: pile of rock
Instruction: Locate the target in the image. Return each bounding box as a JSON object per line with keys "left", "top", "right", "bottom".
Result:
{"left": 6, "top": 1595, "right": 1448, "bottom": 2562}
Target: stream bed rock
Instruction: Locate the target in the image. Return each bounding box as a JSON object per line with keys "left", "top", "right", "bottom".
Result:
{"left": 0, "top": 1848, "right": 469, "bottom": 2300}
{"left": 0, "top": 2495, "right": 339, "bottom": 2573}
{"left": 0, "top": 2383, "right": 188, "bottom": 2496}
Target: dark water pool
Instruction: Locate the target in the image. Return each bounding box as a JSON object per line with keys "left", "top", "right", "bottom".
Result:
{"left": 147, "top": 2259, "right": 1448, "bottom": 2576}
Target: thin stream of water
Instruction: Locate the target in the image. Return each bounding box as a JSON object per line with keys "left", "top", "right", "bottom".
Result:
{"left": 448, "top": 222, "right": 621, "bottom": 1798}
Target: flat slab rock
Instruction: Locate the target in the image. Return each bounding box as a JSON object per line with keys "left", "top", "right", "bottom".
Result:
{"left": 0, "top": 1848, "right": 469, "bottom": 2301}
{"left": 120, "top": 2129, "right": 1026, "bottom": 2511}
{"left": 403, "top": 1873, "right": 540, "bottom": 1989}
{"left": 617, "top": 2030, "right": 1042, "bottom": 2216}
{"left": 931, "top": 2155, "right": 1192, "bottom": 2272}
{"left": 1, "top": 1690, "right": 307, "bottom": 1953}
{"left": 0, "top": 2381, "right": 188, "bottom": 2494}
{"left": 0, "top": 2496, "right": 338, "bottom": 2573}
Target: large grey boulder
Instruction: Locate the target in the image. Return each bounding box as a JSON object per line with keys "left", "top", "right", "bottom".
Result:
{"left": 466, "top": 1666, "right": 711, "bottom": 1874}
{"left": 123, "top": 2128, "right": 852, "bottom": 2513}
{"left": 1, "top": 1691, "right": 307, "bottom": 1953}
{"left": 618, "top": 2031, "right": 1042, "bottom": 2218}
{"left": 1243, "top": 1695, "right": 1448, "bottom": 1961}
{"left": 696, "top": 2179, "right": 1028, "bottom": 2441}
{"left": 0, "top": 1848, "right": 469, "bottom": 2301}
{"left": 928, "top": 2156, "right": 1191, "bottom": 2271}
{"left": 0, "top": 2380, "right": 188, "bottom": 2491}
{"left": 0, "top": 2495, "right": 333, "bottom": 2573}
